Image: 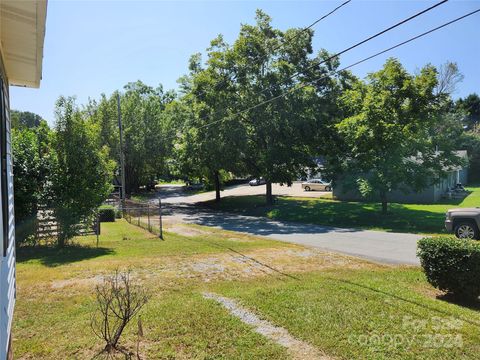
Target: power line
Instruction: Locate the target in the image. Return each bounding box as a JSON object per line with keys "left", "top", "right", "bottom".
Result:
{"left": 191, "top": 0, "right": 353, "bottom": 100}
{"left": 187, "top": 0, "right": 448, "bottom": 132}
{"left": 269, "top": 0, "right": 352, "bottom": 54}
{"left": 256, "top": 0, "right": 449, "bottom": 98}
{"left": 192, "top": 7, "right": 480, "bottom": 132}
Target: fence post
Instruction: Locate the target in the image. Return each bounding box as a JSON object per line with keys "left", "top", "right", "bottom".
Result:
{"left": 147, "top": 205, "right": 151, "bottom": 232}
{"left": 96, "top": 214, "right": 100, "bottom": 248}
{"left": 158, "top": 198, "right": 163, "bottom": 240}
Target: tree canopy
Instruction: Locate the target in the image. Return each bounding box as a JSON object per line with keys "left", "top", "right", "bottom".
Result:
{"left": 331, "top": 58, "right": 465, "bottom": 213}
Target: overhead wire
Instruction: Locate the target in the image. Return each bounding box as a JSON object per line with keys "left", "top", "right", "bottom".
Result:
{"left": 191, "top": 7, "right": 480, "bottom": 132}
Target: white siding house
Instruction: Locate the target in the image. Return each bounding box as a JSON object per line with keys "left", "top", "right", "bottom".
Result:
{"left": 0, "top": 2, "right": 47, "bottom": 359}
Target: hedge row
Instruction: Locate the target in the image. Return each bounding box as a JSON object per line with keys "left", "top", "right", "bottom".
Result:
{"left": 99, "top": 206, "right": 116, "bottom": 222}
{"left": 417, "top": 236, "right": 480, "bottom": 300}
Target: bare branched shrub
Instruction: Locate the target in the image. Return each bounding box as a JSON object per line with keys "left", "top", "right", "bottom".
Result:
{"left": 91, "top": 270, "right": 148, "bottom": 358}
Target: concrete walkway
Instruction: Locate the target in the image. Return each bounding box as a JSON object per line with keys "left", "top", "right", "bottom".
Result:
{"left": 162, "top": 204, "right": 422, "bottom": 266}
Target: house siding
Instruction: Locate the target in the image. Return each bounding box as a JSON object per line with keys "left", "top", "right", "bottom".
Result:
{"left": 0, "top": 49, "right": 15, "bottom": 360}
{"left": 333, "top": 169, "right": 467, "bottom": 204}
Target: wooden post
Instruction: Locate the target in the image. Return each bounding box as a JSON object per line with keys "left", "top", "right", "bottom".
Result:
{"left": 158, "top": 198, "right": 163, "bottom": 240}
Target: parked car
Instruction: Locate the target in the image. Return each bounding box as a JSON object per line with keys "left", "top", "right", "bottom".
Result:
{"left": 301, "top": 179, "right": 331, "bottom": 192}
{"left": 249, "top": 178, "right": 266, "bottom": 186}
{"left": 445, "top": 208, "right": 480, "bottom": 240}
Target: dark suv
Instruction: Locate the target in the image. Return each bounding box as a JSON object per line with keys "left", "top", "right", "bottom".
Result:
{"left": 445, "top": 208, "right": 480, "bottom": 240}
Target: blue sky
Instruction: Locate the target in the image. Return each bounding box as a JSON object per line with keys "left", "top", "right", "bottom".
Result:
{"left": 10, "top": 0, "right": 480, "bottom": 124}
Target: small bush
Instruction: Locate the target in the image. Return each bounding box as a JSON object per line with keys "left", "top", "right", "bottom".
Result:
{"left": 115, "top": 209, "right": 122, "bottom": 219}
{"left": 98, "top": 206, "right": 116, "bottom": 222}
{"left": 417, "top": 236, "right": 480, "bottom": 300}
{"left": 91, "top": 270, "right": 148, "bottom": 357}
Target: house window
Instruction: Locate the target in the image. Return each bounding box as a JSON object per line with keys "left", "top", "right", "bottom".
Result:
{"left": 0, "top": 76, "right": 8, "bottom": 256}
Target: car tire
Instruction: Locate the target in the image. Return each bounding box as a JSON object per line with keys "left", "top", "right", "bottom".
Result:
{"left": 304, "top": 186, "right": 310, "bottom": 191}
{"left": 325, "top": 186, "right": 331, "bottom": 191}
{"left": 454, "top": 221, "right": 480, "bottom": 240}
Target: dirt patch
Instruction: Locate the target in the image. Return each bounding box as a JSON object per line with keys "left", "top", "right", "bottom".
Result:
{"left": 203, "top": 292, "right": 332, "bottom": 360}
{"left": 50, "top": 275, "right": 104, "bottom": 289}
{"left": 48, "top": 247, "right": 378, "bottom": 287}
{"left": 165, "top": 224, "right": 211, "bottom": 237}
{"left": 172, "top": 247, "right": 379, "bottom": 282}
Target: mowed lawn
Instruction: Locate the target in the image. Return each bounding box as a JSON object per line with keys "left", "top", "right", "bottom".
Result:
{"left": 207, "top": 186, "right": 480, "bottom": 234}
{"left": 14, "top": 220, "right": 480, "bottom": 359}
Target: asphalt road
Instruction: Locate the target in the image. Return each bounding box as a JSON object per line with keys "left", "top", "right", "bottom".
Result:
{"left": 154, "top": 189, "right": 422, "bottom": 266}
{"left": 157, "top": 182, "right": 330, "bottom": 204}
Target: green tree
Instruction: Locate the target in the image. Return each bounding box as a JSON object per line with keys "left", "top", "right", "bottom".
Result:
{"left": 456, "top": 93, "right": 480, "bottom": 130}
{"left": 12, "top": 123, "right": 53, "bottom": 244}
{"left": 226, "top": 10, "right": 339, "bottom": 204}
{"left": 11, "top": 110, "right": 45, "bottom": 129}
{"left": 120, "top": 82, "right": 176, "bottom": 193}
{"left": 459, "top": 130, "right": 480, "bottom": 183}
{"left": 174, "top": 36, "right": 246, "bottom": 202}
{"left": 49, "top": 96, "right": 114, "bottom": 247}
{"left": 334, "top": 59, "right": 465, "bottom": 214}
{"left": 88, "top": 82, "right": 176, "bottom": 194}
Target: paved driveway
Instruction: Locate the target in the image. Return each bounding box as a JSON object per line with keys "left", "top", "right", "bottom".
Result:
{"left": 157, "top": 182, "right": 329, "bottom": 204}
{"left": 161, "top": 204, "right": 422, "bottom": 266}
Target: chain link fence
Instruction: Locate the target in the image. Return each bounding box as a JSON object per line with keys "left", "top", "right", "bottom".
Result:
{"left": 122, "top": 199, "right": 163, "bottom": 239}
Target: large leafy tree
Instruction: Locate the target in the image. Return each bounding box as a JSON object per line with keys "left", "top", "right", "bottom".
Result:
{"left": 49, "top": 96, "right": 114, "bottom": 246}
{"left": 12, "top": 122, "right": 53, "bottom": 243}
{"left": 227, "top": 10, "right": 340, "bottom": 204}
{"left": 456, "top": 93, "right": 480, "bottom": 130}
{"left": 334, "top": 59, "right": 465, "bottom": 214}
{"left": 174, "top": 37, "right": 246, "bottom": 202}
{"left": 121, "top": 82, "right": 176, "bottom": 193}
{"left": 88, "top": 82, "right": 176, "bottom": 194}
{"left": 11, "top": 110, "right": 45, "bottom": 129}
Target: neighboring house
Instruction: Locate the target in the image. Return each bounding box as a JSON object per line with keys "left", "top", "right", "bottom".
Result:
{"left": 333, "top": 151, "right": 468, "bottom": 204}
{"left": 0, "top": 1, "right": 47, "bottom": 359}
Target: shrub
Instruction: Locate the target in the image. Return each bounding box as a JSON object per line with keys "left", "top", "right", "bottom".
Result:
{"left": 115, "top": 209, "right": 123, "bottom": 219}
{"left": 417, "top": 236, "right": 480, "bottom": 300}
{"left": 98, "top": 206, "right": 116, "bottom": 222}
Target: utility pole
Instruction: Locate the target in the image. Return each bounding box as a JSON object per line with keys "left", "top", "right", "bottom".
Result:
{"left": 117, "top": 93, "right": 126, "bottom": 213}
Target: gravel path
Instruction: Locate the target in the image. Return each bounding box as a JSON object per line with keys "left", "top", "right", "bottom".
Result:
{"left": 203, "top": 292, "right": 331, "bottom": 360}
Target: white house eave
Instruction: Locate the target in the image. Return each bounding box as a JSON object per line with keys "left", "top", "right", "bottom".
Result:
{"left": 0, "top": 0, "right": 47, "bottom": 88}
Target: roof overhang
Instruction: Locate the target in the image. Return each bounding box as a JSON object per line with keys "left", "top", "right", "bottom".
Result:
{"left": 0, "top": 0, "right": 47, "bottom": 88}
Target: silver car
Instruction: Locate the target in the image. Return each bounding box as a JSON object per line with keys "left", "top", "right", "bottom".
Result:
{"left": 301, "top": 179, "right": 331, "bottom": 192}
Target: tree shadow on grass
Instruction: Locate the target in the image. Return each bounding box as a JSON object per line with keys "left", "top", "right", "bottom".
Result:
{"left": 16, "top": 244, "right": 114, "bottom": 267}
{"left": 205, "top": 194, "right": 449, "bottom": 234}
{"left": 328, "top": 277, "right": 480, "bottom": 327}
{"left": 436, "top": 293, "right": 480, "bottom": 311}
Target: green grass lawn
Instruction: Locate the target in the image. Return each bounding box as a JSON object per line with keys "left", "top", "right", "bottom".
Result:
{"left": 207, "top": 186, "right": 480, "bottom": 234}
{"left": 157, "top": 179, "right": 186, "bottom": 186}
{"left": 14, "top": 220, "right": 480, "bottom": 359}
{"left": 212, "top": 268, "right": 480, "bottom": 359}
{"left": 14, "top": 220, "right": 293, "bottom": 359}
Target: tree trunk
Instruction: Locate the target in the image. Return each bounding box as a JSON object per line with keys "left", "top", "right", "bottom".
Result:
{"left": 214, "top": 171, "right": 221, "bottom": 203}
{"left": 380, "top": 191, "right": 388, "bottom": 214}
{"left": 57, "top": 230, "right": 65, "bottom": 248}
{"left": 266, "top": 181, "right": 273, "bottom": 205}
